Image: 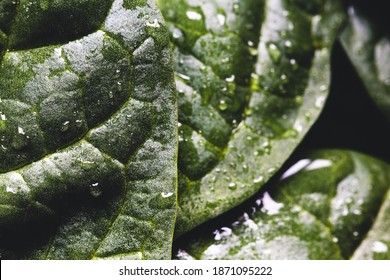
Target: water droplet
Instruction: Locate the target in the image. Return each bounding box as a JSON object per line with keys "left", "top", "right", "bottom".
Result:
{"left": 315, "top": 95, "right": 326, "bottom": 108}
{"left": 372, "top": 241, "right": 388, "bottom": 253}
{"left": 225, "top": 75, "right": 235, "bottom": 83}
{"left": 267, "top": 167, "right": 276, "bottom": 174}
{"left": 161, "top": 192, "right": 174, "bottom": 198}
{"left": 294, "top": 121, "right": 304, "bottom": 133}
{"left": 282, "top": 128, "right": 298, "bottom": 138}
{"left": 217, "top": 14, "right": 226, "bottom": 26}
{"left": 186, "top": 11, "right": 202, "bottom": 21}
{"left": 312, "top": 15, "right": 323, "bottom": 47}
{"left": 172, "top": 28, "right": 183, "bottom": 39}
{"left": 288, "top": 59, "right": 298, "bottom": 71}
{"left": 253, "top": 176, "right": 264, "bottom": 184}
{"left": 146, "top": 19, "right": 160, "bottom": 28}
{"left": 267, "top": 43, "right": 281, "bottom": 62}
{"left": 304, "top": 112, "right": 312, "bottom": 121}
{"left": 249, "top": 47, "right": 258, "bottom": 56}
{"left": 233, "top": 3, "right": 240, "bottom": 14}
{"left": 219, "top": 100, "right": 228, "bottom": 111}
{"left": 61, "top": 121, "right": 70, "bottom": 132}
{"left": 353, "top": 231, "right": 359, "bottom": 237}
{"left": 206, "top": 200, "right": 218, "bottom": 209}
{"left": 332, "top": 237, "right": 339, "bottom": 243}
{"left": 228, "top": 182, "right": 237, "bottom": 190}
{"left": 242, "top": 164, "right": 249, "bottom": 173}
{"left": 295, "top": 95, "right": 303, "bottom": 105}
{"left": 245, "top": 108, "right": 253, "bottom": 116}
{"left": 90, "top": 183, "right": 102, "bottom": 197}
{"left": 18, "top": 127, "right": 25, "bottom": 135}
{"left": 284, "top": 40, "right": 292, "bottom": 48}
{"left": 319, "top": 85, "right": 328, "bottom": 92}
{"left": 11, "top": 129, "right": 30, "bottom": 150}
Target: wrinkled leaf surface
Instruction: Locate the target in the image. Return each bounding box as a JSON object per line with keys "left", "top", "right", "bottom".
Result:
{"left": 0, "top": 0, "right": 177, "bottom": 260}
{"left": 176, "top": 150, "right": 390, "bottom": 260}
{"left": 158, "top": 0, "right": 345, "bottom": 234}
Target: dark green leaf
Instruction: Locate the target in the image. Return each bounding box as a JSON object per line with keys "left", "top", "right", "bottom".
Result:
{"left": 340, "top": 2, "right": 390, "bottom": 120}
{"left": 175, "top": 150, "right": 390, "bottom": 259}
{"left": 158, "top": 0, "right": 345, "bottom": 235}
{"left": 0, "top": 0, "right": 177, "bottom": 259}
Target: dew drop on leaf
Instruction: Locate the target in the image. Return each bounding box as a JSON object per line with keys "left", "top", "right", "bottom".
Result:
{"left": 219, "top": 100, "right": 228, "bottom": 111}
{"left": 315, "top": 95, "right": 326, "bottom": 108}
{"left": 228, "top": 182, "right": 237, "bottom": 190}
{"left": 225, "top": 75, "right": 235, "bottom": 83}
{"left": 186, "top": 11, "right": 202, "bottom": 21}
{"left": 267, "top": 43, "right": 281, "bottom": 62}
{"left": 217, "top": 14, "right": 226, "bottom": 26}
{"left": 161, "top": 192, "right": 174, "bottom": 198}
{"left": 11, "top": 128, "right": 30, "bottom": 150}
{"left": 61, "top": 121, "right": 70, "bottom": 132}
{"left": 146, "top": 19, "right": 160, "bottom": 28}
{"left": 89, "top": 182, "right": 102, "bottom": 198}
{"left": 253, "top": 176, "right": 264, "bottom": 184}
{"left": 232, "top": 3, "right": 240, "bottom": 14}
{"left": 372, "top": 241, "right": 388, "bottom": 253}
{"left": 284, "top": 40, "right": 292, "bottom": 48}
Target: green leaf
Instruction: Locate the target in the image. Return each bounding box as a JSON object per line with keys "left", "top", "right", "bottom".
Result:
{"left": 340, "top": 2, "right": 390, "bottom": 120}
{"left": 157, "top": 0, "right": 345, "bottom": 235}
{"left": 175, "top": 150, "right": 390, "bottom": 260}
{"left": 0, "top": 0, "right": 177, "bottom": 259}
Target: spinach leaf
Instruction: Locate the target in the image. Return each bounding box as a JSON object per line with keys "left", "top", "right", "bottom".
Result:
{"left": 158, "top": 0, "right": 345, "bottom": 235}
{"left": 0, "top": 0, "right": 177, "bottom": 260}
{"left": 340, "top": 2, "right": 390, "bottom": 121}
{"left": 175, "top": 150, "right": 390, "bottom": 260}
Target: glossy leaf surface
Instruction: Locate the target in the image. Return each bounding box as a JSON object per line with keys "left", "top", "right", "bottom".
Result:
{"left": 340, "top": 2, "right": 390, "bottom": 121}
{"left": 158, "top": 0, "right": 345, "bottom": 234}
{"left": 175, "top": 150, "right": 390, "bottom": 260}
{"left": 0, "top": 0, "right": 177, "bottom": 260}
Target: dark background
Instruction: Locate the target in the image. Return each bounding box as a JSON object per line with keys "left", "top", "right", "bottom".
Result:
{"left": 299, "top": 41, "right": 390, "bottom": 162}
